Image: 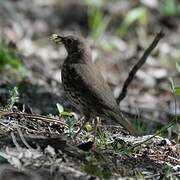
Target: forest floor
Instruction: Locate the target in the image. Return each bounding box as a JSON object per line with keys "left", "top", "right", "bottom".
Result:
{"left": 0, "top": 0, "right": 179, "bottom": 179}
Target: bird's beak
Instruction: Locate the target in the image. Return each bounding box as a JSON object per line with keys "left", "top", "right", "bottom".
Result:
{"left": 51, "top": 34, "right": 63, "bottom": 43}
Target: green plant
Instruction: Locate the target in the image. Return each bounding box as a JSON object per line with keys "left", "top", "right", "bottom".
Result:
{"left": 88, "top": 7, "right": 110, "bottom": 39}
{"left": 66, "top": 116, "right": 74, "bottom": 136}
{"left": 81, "top": 154, "right": 111, "bottom": 179}
{"left": 56, "top": 103, "right": 74, "bottom": 136}
{"left": 112, "top": 140, "right": 128, "bottom": 153}
{"left": 131, "top": 59, "right": 180, "bottom": 146}
{"left": 96, "top": 128, "right": 135, "bottom": 154}
{"left": 169, "top": 62, "right": 180, "bottom": 141}
{"left": 135, "top": 169, "right": 144, "bottom": 180}
{"left": 160, "top": 165, "right": 175, "bottom": 179}
{"left": 169, "top": 62, "right": 180, "bottom": 110}
{"left": 134, "top": 118, "right": 147, "bottom": 135}
{"left": 159, "top": 0, "right": 180, "bottom": 16}
{"left": 0, "top": 37, "right": 26, "bottom": 81}
{"left": 84, "top": 0, "right": 103, "bottom": 7}
{"left": 84, "top": 0, "right": 110, "bottom": 39}
{"left": 174, "top": 62, "right": 180, "bottom": 95}
{"left": 7, "top": 86, "right": 19, "bottom": 109}
{"left": 96, "top": 128, "right": 110, "bottom": 149}
{"left": 116, "top": 6, "right": 148, "bottom": 38}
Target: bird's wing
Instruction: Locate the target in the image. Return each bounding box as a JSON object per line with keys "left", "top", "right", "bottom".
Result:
{"left": 71, "top": 63, "right": 118, "bottom": 111}
{"left": 70, "top": 63, "right": 137, "bottom": 136}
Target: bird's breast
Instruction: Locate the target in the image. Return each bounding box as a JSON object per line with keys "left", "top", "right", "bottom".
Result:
{"left": 61, "top": 62, "right": 84, "bottom": 109}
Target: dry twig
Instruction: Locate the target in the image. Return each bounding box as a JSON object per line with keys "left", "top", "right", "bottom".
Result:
{"left": 117, "top": 30, "right": 165, "bottom": 104}
{"left": 0, "top": 110, "right": 67, "bottom": 126}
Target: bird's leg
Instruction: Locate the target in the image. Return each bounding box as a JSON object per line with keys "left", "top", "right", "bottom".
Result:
{"left": 93, "top": 117, "right": 100, "bottom": 142}
{"left": 73, "top": 116, "right": 89, "bottom": 138}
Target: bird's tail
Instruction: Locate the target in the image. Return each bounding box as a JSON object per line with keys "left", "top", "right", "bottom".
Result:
{"left": 106, "top": 110, "right": 137, "bottom": 136}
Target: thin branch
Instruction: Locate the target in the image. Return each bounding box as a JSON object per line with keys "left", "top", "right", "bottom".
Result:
{"left": 11, "top": 132, "right": 21, "bottom": 152}
{"left": 16, "top": 125, "right": 33, "bottom": 149}
{"left": 0, "top": 110, "right": 67, "bottom": 126}
{"left": 117, "top": 30, "right": 165, "bottom": 104}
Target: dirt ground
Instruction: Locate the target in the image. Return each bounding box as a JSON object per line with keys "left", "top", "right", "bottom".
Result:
{"left": 0, "top": 0, "right": 179, "bottom": 179}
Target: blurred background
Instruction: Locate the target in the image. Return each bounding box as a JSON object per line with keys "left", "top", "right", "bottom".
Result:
{"left": 0, "top": 0, "right": 179, "bottom": 135}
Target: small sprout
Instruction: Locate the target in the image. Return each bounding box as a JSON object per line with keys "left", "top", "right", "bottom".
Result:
{"left": 174, "top": 87, "right": 180, "bottom": 95}
{"left": 47, "top": 114, "right": 55, "bottom": 118}
{"left": 85, "top": 154, "right": 97, "bottom": 163}
{"left": 176, "top": 62, "right": 180, "bottom": 73}
{"left": 7, "top": 86, "right": 19, "bottom": 110}
{"left": 84, "top": 122, "right": 93, "bottom": 132}
{"left": 56, "top": 103, "right": 74, "bottom": 136}
{"left": 56, "top": 103, "right": 64, "bottom": 114}
{"left": 88, "top": 7, "right": 110, "bottom": 39}
{"left": 56, "top": 103, "right": 72, "bottom": 116}
{"left": 81, "top": 154, "right": 111, "bottom": 179}
{"left": 116, "top": 6, "right": 148, "bottom": 37}
{"left": 84, "top": 0, "right": 110, "bottom": 39}
{"left": 66, "top": 116, "right": 74, "bottom": 136}
{"left": 61, "top": 111, "right": 72, "bottom": 116}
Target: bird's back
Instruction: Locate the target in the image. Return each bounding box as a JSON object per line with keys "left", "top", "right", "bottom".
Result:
{"left": 62, "top": 53, "right": 119, "bottom": 117}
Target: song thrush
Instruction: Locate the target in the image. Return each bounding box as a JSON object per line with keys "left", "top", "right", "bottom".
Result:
{"left": 52, "top": 34, "right": 137, "bottom": 136}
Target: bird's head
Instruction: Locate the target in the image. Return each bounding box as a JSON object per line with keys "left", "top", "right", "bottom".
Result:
{"left": 51, "top": 34, "right": 88, "bottom": 54}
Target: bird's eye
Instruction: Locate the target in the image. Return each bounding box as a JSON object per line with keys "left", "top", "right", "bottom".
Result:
{"left": 66, "top": 38, "right": 73, "bottom": 44}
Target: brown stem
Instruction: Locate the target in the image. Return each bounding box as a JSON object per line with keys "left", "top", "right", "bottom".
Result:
{"left": 117, "top": 29, "right": 165, "bottom": 104}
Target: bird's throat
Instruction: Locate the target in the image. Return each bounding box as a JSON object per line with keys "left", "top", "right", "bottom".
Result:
{"left": 66, "top": 50, "right": 91, "bottom": 64}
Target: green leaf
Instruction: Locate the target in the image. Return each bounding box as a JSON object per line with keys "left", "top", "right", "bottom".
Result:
{"left": 169, "top": 77, "right": 175, "bottom": 92}
{"left": 0, "top": 37, "right": 26, "bottom": 80}
{"left": 56, "top": 103, "right": 64, "bottom": 114}
{"left": 176, "top": 62, "right": 180, "bottom": 73}
{"left": 116, "top": 6, "right": 148, "bottom": 37}
{"left": 159, "top": 0, "right": 180, "bottom": 16}
{"left": 61, "top": 111, "right": 72, "bottom": 116}
{"left": 66, "top": 116, "right": 74, "bottom": 135}
{"left": 175, "top": 87, "right": 180, "bottom": 95}
{"left": 7, "top": 86, "right": 19, "bottom": 109}
{"left": 88, "top": 6, "right": 110, "bottom": 39}
{"left": 84, "top": 0, "right": 103, "bottom": 7}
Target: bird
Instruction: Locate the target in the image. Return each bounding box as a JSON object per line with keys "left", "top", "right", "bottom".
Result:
{"left": 52, "top": 34, "right": 137, "bottom": 136}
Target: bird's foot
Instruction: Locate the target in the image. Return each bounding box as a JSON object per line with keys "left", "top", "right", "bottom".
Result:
{"left": 73, "top": 117, "right": 87, "bottom": 139}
